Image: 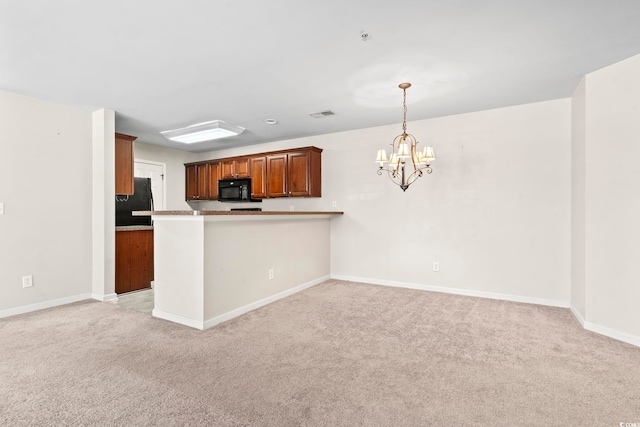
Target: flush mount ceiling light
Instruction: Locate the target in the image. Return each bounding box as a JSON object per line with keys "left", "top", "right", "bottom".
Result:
{"left": 161, "top": 120, "right": 245, "bottom": 144}
{"left": 375, "top": 83, "right": 435, "bottom": 192}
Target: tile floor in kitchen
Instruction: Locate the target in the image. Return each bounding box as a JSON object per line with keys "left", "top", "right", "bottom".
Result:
{"left": 113, "top": 288, "right": 154, "bottom": 313}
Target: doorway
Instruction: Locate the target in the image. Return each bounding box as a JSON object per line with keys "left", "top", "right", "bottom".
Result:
{"left": 134, "top": 160, "right": 166, "bottom": 210}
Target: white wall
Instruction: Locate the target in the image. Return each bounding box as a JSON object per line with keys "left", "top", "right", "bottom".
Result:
{"left": 571, "top": 78, "right": 587, "bottom": 320}
{"left": 0, "top": 90, "right": 93, "bottom": 314}
{"left": 204, "top": 217, "right": 330, "bottom": 320}
{"left": 583, "top": 53, "right": 640, "bottom": 341}
{"left": 91, "top": 109, "right": 116, "bottom": 301}
{"left": 188, "top": 99, "right": 572, "bottom": 305}
{"left": 329, "top": 100, "right": 572, "bottom": 304}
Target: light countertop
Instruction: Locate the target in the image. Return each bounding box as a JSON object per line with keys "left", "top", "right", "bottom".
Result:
{"left": 133, "top": 210, "right": 343, "bottom": 217}
{"left": 115, "top": 225, "right": 154, "bottom": 231}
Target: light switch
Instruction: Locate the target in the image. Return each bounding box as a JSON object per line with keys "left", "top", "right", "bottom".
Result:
{"left": 0, "top": 202, "right": 4, "bottom": 215}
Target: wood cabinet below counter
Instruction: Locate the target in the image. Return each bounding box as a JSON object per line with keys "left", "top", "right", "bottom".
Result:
{"left": 115, "top": 228, "right": 154, "bottom": 294}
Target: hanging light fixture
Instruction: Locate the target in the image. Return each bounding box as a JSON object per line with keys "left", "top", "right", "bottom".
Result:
{"left": 375, "top": 83, "right": 435, "bottom": 191}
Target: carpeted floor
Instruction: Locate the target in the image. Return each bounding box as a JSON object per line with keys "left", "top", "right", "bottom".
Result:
{"left": 1, "top": 279, "right": 639, "bottom": 426}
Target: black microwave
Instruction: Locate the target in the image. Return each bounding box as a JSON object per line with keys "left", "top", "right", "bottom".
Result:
{"left": 218, "top": 178, "right": 259, "bottom": 202}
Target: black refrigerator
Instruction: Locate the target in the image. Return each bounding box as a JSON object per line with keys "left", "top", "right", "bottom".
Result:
{"left": 115, "top": 177, "right": 154, "bottom": 226}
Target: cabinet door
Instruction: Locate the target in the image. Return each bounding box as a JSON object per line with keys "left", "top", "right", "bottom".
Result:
{"left": 221, "top": 158, "right": 250, "bottom": 179}
{"left": 288, "top": 148, "right": 322, "bottom": 197}
{"left": 235, "top": 157, "right": 250, "bottom": 178}
{"left": 196, "top": 163, "right": 208, "bottom": 199}
{"left": 266, "top": 154, "right": 288, "bottom": 198}
{"left": 249, "top": 156, "right": 267, "bottom": 199}
{"left": 115, "top": 133, "right": 137, "bottom": 195}
{"left": 221, "top": 160, "right": 235, "bottom": 179}
{"left": 115, "top": 229, "right": 154, "bottom": 294}
{"left": 185, "top": 163, "right": 208, "bottom": 200}
{"left": 288, "top": 151, "right": 311, "bottom": 197}
{"left": 185, "top": 164, "right": 199, "bottom": 200}
{"left": 208, "top": 162, "right": 221, "bottom": 200}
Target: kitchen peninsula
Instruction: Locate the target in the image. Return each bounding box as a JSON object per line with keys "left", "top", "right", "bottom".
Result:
{"left": 134, "top": 210, "right": 343, "bottom": 330}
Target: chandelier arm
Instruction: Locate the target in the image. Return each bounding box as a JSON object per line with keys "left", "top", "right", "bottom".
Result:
{"left": 403, "top": 170, "right": 421, "bottom": 187}
{"left": 408, "top": 134, "right": 418, "bottom": 171}
{"left": 379, "top": 165, "right": 431, "bottom": 190}
{"left": 386, "top": 168, "right": 399, "bottom": 182}
{"left": 377, "top": 166, "right": 405, "bottom": 188}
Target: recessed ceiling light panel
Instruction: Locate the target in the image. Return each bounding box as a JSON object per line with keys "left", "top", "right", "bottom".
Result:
{"left": 264, "top": 119, "right": 278, "bottom": 125}
{"left": 161, "top": 120, "right": 245, "bottom": 144}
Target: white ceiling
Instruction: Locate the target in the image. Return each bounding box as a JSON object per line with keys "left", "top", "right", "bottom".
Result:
{"left": 2, "top": 0, "right": 640, "bottom": 153}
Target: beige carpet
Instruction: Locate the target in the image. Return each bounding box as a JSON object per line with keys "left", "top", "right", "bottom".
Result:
{"left": 1, "top": 280, "right": 639, "bottom": 426}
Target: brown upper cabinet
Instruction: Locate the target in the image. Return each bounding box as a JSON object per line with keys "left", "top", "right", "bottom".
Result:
{"left": 208, "top": 161, "right": 221, "bottom": 200}
{"left": 249, "top": 156, "right": 267, "bottom": 199}
{"left": 287, "top": 149, "right": 322, "bottom": 197}
{"left": 185, "top": 146, "right": 322, "bottom": 201}
{"left": 221, "top": 157, "right": 250, "bottom": 179}
{"left": 267, "top": 148, "right": 322, "bottom": 198}
{"left": 115, "top": 133, "right": 137, "bottom": 195}
{"left": 266, "top": 154, "right": 288, "bottom": 198}
{"left": 185, "top": 162, "right": 209, "bottom": 200}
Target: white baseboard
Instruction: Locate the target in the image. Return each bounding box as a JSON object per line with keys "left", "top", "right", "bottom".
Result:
{"left": 0, "top": 293, "right": 93, "bottom": 319}
{"left": 569, "top": 305, "right": 586, "bottom": 326}
{"left": 91, "top": 292, "right": 118, "bottom": 302}
{"left": 331, "top": 274, "right": 570, "bottom": 308}
{"left": 151, "top": 276, "right": 329, "bottom": 330}
{"left": 152, "top": 309, "right": 205, "bottom": 330}
{"left": 583, "top": 321, "right": 640, "bottom": 348}
{"left": 570, "top": 304, "right": 640, "bottom": 348}
{"left": 333, "top": 275, "right": 640, "bottom": 349}
{"left": 202, "top": 275, "right": 330, "bottom": 330}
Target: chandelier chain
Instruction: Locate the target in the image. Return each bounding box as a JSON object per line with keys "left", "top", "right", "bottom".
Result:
{"left": 402, "top": 87, "right": 407, "bottom": 134}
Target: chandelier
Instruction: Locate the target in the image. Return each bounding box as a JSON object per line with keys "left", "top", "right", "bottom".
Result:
{"left": 375, "top": 82, "right": 435, "bottom": 191}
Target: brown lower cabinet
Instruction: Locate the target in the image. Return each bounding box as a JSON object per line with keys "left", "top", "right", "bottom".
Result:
{"left": 115, "top": 229, "right": 154, "bottom": 294}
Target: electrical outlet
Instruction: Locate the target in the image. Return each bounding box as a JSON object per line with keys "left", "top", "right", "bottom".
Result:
{"left": 0, "top": 202, "right": 4, "bottom": 215}
{"left": 332, "top": 200, "right": 337, "bottom": 208}
{"left": 289, "top": 206, "right": 294, "bottom": 211}
{"left": 268, "top": 269, "right": 274, "bottom": 280}
{"left": 22, "top": 275, "right": 33, "bottom": 288}
{"left": 433, "top": 262, "right": 440, "bottom": 272}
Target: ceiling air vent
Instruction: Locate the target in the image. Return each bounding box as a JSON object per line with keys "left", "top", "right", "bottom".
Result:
{"left": 309, "top": 110, "right": 335, "bottom": 118}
